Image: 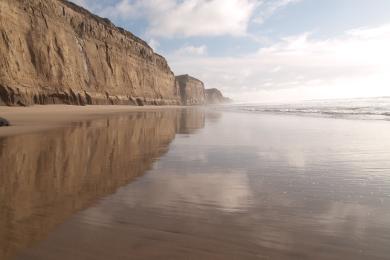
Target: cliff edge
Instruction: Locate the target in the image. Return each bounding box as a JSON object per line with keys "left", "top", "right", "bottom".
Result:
{"left": 0, "top": 0, "right": 180, "bottom": 106}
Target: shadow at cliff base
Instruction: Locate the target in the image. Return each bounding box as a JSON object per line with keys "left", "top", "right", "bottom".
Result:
{"left": 0, "top": 108, "right": 207, "bottom": 260}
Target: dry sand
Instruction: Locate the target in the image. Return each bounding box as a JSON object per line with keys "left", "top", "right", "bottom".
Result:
{"left": 0, "top": 105, "right": 182, "bottom": 137}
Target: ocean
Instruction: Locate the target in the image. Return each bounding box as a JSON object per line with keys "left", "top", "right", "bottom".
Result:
{"left": 226, "top": 97, "right": 390, "bottom": 121}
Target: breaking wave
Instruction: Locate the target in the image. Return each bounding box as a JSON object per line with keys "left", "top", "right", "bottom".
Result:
{"left": 225, "top": 97, "right": 390, "bottom": 120}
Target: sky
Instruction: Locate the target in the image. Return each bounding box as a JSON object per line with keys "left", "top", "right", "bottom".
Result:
{"left": 71, "top": 0, "right": 390, "bottom": 103}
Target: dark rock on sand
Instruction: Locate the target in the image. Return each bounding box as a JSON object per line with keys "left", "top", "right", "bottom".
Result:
{"left": 0, "top": 117, "right": 10, "bottom": 127}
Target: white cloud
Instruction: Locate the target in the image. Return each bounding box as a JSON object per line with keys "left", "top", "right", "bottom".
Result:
{"left": 82, "top": 0, "right": 258, "bottom": 37}
{"left": 253, "top": 0, "right": 301, "bottom": 24}
{"left": 167, "top": 23, "right": 390, "bottom": 102}
{"left": 175, "top": 45, "right": 208, "bottom": 56}
{"left": 146, "top": 0, "right": 258, "bottom": 37}
{"left": 72, "top": 0, "right": 301, "bottom": 38}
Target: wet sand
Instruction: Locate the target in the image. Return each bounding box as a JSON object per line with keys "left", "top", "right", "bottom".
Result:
{"left": 0, "top": 105, "right": 182, "bottom": 137}
{"left": 1, "top": 108, "right": 390, "bottom": 259}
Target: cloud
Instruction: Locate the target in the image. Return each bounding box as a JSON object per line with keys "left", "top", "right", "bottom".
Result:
{"left": 77, "top": 0, "right": 259, "bottom": 37}
{"left": 146, "top": 0, "right": 258, "bottom": 37}
{"left": 71, "top": 0, "right": 302, "bottom": 38}
{"left": 167, "top": 23, "right": 390, "bottom": 102}
{"left": 253, "top": 0, "right": 302, "bottom": 24}
{"left": 175, "top": 45, "right": 208, "bottom": 56}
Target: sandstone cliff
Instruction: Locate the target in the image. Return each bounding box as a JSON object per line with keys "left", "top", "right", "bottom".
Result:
{"left": 0, "top": 0, "right": 180, "bottom": 106}
{"left": 176, "top": 75, "right": 232, "bottom": 105}
{"left": 205, "top": 88, "right": 232, "bottom": 104}
{"left": 175, "top": 74, "right": 206, "bottom": 105}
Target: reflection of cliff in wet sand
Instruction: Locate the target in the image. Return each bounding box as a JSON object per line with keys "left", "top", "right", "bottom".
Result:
{"left": 0, "top": 109, "right": 205, "bottom": 260}
{"left": 177, "top": 108, "right": 206, "bottom": 134}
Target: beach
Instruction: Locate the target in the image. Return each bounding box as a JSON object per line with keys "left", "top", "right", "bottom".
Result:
{"left": 0, "top": 105, "right": 185, "bottom": 137}
{"left": 1, "top": 0, "right": 389, "bottom": 258}
{"left": 1, "top": 107, "right": 390, "bottom": 259}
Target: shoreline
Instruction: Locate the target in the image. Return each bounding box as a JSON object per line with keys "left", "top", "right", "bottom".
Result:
{"left": 0, "top": 105, "right": 188, "bottom": 137}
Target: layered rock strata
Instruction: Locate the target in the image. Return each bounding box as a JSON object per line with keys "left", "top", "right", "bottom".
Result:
{"left": 175, "top": 74, "right": 206, "bottom": 105}
{"left": 0, "top": 0, "right": 180, "bottom": 106}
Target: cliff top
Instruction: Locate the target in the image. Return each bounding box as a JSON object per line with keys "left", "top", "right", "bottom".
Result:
{"left": 59, "top": 0, "right": 153, "bottom": 51}
{"left": 176, "top": 74, "right": 205, "bottom": 85}
{"left": 206, "top": 88, "right": 221, "bottom": 93}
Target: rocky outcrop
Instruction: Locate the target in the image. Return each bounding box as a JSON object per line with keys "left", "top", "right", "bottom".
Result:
{"left": 176, "top": 74, "right": 206, "bottom": 105}
{"left": 0, "top": 0, "right": 180, "bottom": 106}
{"left": 205, "top": 88, "right": 232, "bottom": 104}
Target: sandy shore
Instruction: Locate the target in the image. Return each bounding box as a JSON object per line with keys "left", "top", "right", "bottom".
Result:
{"left": 0, "top": 105, "right": 183, "bottom": 137}
{"left": 2, "top": 110, "right": 390, "bottom": 259}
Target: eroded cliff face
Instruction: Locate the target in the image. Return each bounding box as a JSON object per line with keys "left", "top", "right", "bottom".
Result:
{"left": 0, "top": 0, "right": 180, "bottom": 106}
{"left": 176, "top": 74, "right": 206, "bottom": 105}
{"left": 175, "top": 75, "right": 232, "bottom": 106}
{"left": 205, "top": 88, "right": 232, "bottom": 104}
